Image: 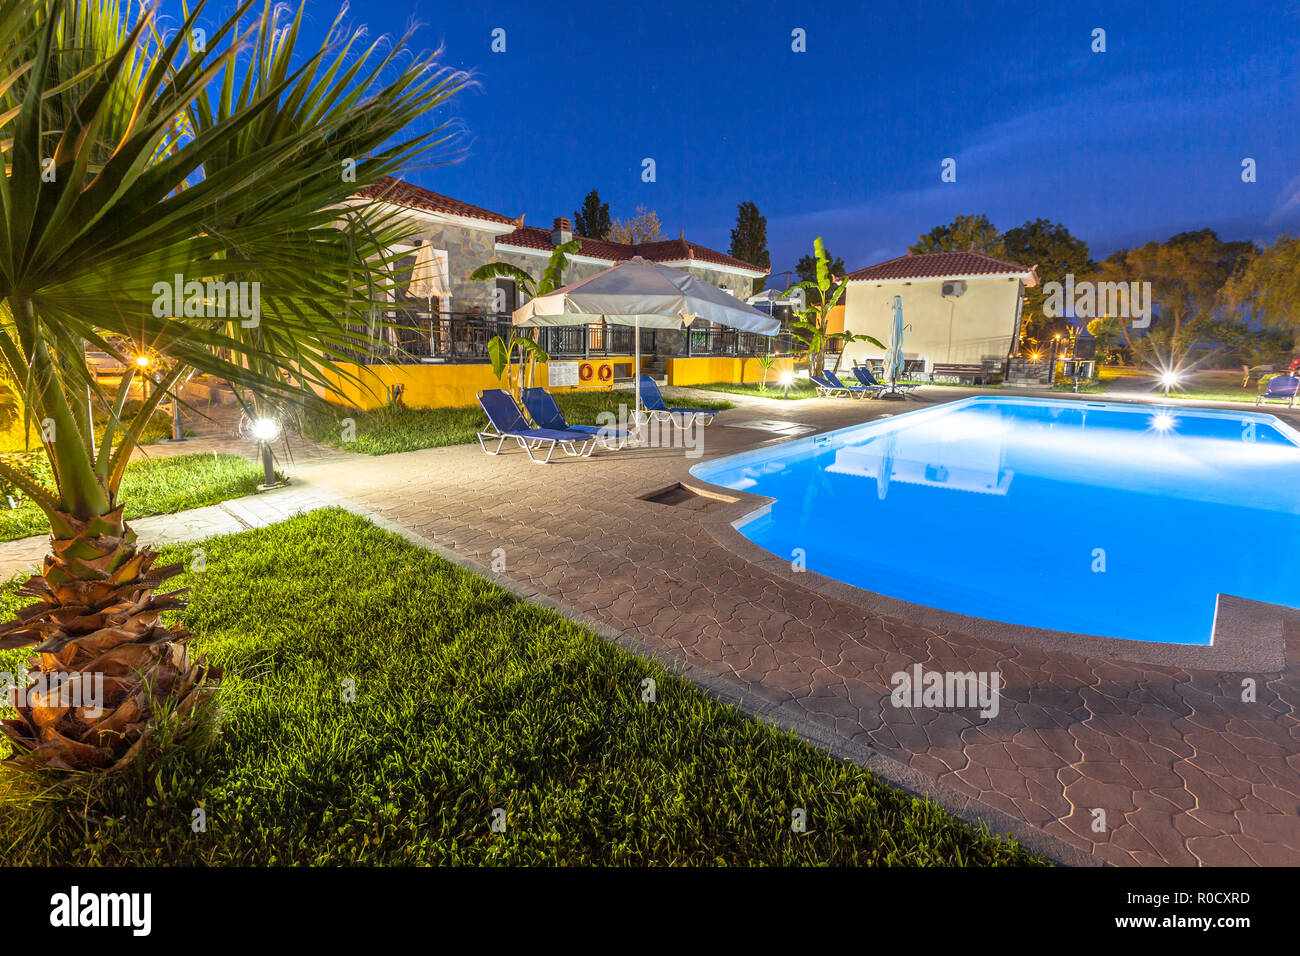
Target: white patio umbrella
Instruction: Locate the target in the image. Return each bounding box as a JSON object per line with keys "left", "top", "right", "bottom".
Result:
{"left": 408, "top": 243, "right": 450, "bottom": 356}
{"left": 884, "top": 294, "right": 906, "bottom": 388}
{"left": 512, "top": 256, "right": 781, "bottom": 412}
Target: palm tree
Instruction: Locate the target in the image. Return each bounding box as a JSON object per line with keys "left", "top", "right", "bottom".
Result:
{"left": 468, "top": 241, "right": 581, "bottom": 394}
{"left": 0, "top": 0, "right": 467, "bottom": 771}
{"left": 781, "top": 237, "right": 881, "bottom": 378}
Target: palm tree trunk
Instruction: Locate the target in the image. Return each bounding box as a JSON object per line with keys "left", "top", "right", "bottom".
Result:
{"left": 0, "top": 309, "right": 219, "bottom": 771}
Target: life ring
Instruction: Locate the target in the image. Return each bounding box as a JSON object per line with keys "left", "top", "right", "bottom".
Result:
{"left": 598, "top": 364, "right": 613, "bottom": 382}
{"left": 579, "top": 362, "right": 594, "bottom": 381}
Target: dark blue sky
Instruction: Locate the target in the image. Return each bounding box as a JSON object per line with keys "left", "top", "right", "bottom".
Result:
{"left": 247, "top": 0, "right": 1299, "bottom": 277}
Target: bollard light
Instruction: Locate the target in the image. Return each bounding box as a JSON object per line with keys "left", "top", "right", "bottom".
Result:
{"left": 251, "top": 417, "right": 283, "bottom": 489}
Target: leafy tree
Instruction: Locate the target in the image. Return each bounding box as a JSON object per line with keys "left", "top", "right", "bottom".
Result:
{"left": 0, "top": 0, "right": 462, "bottom": 771}
{"left": 1094, "top": 230, "right": 1255, "bottom": 368}
{"left": 795, "top": 248, "right": 845, "bottom": 285}
{"left": 782, "top": 238, "right": 882, "bottom": 378}
{"left": 1221, "top": 235, "right": 1300, "bottom": 342}
{"left": 728, "top": 201, "right": 770, "bottom": 293}
{"left": 1003, "top": 218, "right": 1093, "bottom": 350}
{"left": 573, "top": 189, "right": 611, "bottom": 240}
{"left": 909, "top": 214, "right": 1006, "bottom": 257}
{"left": 469, "top": 243, "right": 582, "bottom": 393}
{"left": 608, "top": 206, "right": 664, "bottom": 244}
{"left": 1086, "top": 316, "right": 1126, "bottom": 364}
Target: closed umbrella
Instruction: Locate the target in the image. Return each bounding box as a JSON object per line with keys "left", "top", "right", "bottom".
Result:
{"left": 513, "top": 256, "right": 780, "bottom": 413}
{"left": 408, "top": 243, "right": 450, "bottom": 356}
{"left": 885, "top": 294, "right": 905, "bottom": 388}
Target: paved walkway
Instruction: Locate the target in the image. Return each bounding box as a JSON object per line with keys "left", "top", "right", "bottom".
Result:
{"left": 3, "top": 384, "right": 1297, "bottom": 866}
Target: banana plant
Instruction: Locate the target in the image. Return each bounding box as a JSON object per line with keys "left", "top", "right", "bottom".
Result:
{"left": 487, "top": 334, "right": 550, "bottom": 396}
{"left": 780, "top": 237, "right": 883, "bottom": 378}
{"left": 471, "top": 240, "right": 579, "bottom": 396}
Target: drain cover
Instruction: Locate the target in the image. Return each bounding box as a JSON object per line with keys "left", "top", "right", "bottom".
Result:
{"left": 640, "top": 482, "right": 735, "bottom": 511}
{"left": 724, "top": 419, "right": 815, "bottom": 438}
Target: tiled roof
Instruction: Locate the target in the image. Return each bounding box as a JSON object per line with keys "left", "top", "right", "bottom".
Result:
{"left": 845, "top": 251, "right": 1035, "bottom": 283}
{"left": 355, "top": 176, "right": 516, "bottom": 226}
{"left": 355, "top": 177, "right": 768, "bottom": 274}
{"left": 496, "top": 227, "right": 768, "bottom": 274}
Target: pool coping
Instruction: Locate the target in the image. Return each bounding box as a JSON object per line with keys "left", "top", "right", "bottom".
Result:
{"left": 683, "top": 478, "right": 1289, "bottom": 675}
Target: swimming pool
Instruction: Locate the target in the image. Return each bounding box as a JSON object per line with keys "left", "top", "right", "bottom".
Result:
{"left": 691, "top": 397, "right": 1300, "bottom": 645}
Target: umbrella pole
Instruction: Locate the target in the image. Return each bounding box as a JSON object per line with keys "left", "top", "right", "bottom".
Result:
{"left": 635, "top": 316, "right": 641, "bottom": 416}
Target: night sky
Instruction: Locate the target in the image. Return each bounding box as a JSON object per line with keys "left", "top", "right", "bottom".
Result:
{"left": 214, "top": 0, "right": 1299, "bottom": 277}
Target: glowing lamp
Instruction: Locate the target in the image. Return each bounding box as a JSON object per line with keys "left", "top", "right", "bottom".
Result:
{"left": 251, "top": 417, "right": 281, "bottom": 442}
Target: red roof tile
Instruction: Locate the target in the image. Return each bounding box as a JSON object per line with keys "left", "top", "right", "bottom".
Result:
{"left": 845, "top": 251, "right": 1035, "bottom": 283}
{"left": 355, "top": 176, "right": 516, "bottom": 226}
{"left": 496, "top": 227, "right": 768, "bottom": 274}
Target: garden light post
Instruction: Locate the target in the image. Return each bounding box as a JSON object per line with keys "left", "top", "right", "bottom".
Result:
{"left": 251, "top": 417, "right": 284, "bottom": 490}
{"left": 779, "top": 370, "right": 794, "bottom": 399}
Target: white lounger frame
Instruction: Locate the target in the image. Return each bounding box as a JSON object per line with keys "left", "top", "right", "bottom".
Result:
{"left": 477, "top": 426, "right": 596, "bottom": 463}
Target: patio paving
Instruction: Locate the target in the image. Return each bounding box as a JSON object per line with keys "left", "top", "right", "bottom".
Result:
{"left": 3, "top": 383, "right": 1297, "bottom": 865}
{"left": 292, "top": 385, "right": 1300, "bottom": 867}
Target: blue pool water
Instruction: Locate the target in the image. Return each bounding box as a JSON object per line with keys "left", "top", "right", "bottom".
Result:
{"left": 691, "top": 397, "right": 1300, "bottom": 645}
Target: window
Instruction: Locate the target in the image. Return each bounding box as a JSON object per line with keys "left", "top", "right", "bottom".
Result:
{"left": 496, "top": 278, "right": 518, "bottom": 316}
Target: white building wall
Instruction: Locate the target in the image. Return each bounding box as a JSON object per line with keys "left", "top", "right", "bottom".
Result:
{"left": 840, "top": 276, "right": 1025, "bottom": 370}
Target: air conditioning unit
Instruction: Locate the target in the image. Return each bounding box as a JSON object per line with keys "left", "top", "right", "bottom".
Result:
{"left": 941, "top": 280, "right": 967, "bottom": 298}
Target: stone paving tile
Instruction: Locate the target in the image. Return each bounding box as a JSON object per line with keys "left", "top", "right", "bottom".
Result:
{"left": 284, "top": 386, "right": 1300, "bottom": 867}
{"left": 4, "top": 384, "right": 1296, "bottom": 866}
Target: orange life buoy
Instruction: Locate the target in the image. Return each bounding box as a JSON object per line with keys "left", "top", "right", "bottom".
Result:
{"left": 598, "top": 364, "right": 613, "bottom": 382}
{"left": 579, "top": 362, "right": 594, "bottom": 381}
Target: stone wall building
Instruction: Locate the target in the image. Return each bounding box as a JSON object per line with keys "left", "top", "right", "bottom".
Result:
{"left": 353, "top": 177, "right": 767, "bottom": 319}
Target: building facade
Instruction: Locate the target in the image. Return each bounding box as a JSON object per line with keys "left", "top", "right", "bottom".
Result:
{"left": 839, "top": 251, "right": 1038, "bottom": 376}
{"left": 324, "top": 178, "right": 774, "bottom": 408}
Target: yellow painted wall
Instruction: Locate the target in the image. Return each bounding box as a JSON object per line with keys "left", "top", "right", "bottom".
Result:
{"left": 826, "top": 304, "right": 846, "bottom": 336}
{"left": 317, "top": 358, "right": 644, "bottom": 410}
{"left": 666, "top": 355, "right": 794, "bottom": 387}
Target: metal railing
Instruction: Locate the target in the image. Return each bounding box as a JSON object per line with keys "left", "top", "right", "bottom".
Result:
{"left": 346, "top": 310, "right": 801, "bottom": 364}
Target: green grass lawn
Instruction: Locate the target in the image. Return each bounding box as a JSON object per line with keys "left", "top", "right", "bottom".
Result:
{"left": 693, "top": 380, "right": 821, "bottom": 400}
{"left": 1093, "top": 366, "right": 1295, "bottom": 405}
{"left": 301, "top": 390, "right": 734, "bottom": 455}
{"left": 0, "top": 508, "right": 1042, "bottom": 866}
{"left": 0, "top": 452, "right": 267, "bottom": 541}
{"left": 0, "top": 398, "right": 179, "bottom": 455}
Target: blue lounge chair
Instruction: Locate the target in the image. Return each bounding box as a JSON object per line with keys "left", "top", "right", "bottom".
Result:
{"left": 520, "top": 387, "right": 633, "bottom": 450}
{"left": 854, "top": 364, "right": 919, "bottom": 394}
{"left": 1257, "top": 374, "right": 1299, "bottom": 407}
{"left": 809, "top": 373, "right": 850, "bottom": 398}
{"left": 637, "top": 376, "right": 716, "bottom": 427}
{"left": 476, "top": 389, "right": 597, "bottom": 463}
{"left": 823, "top": 369, "right": 875, "bottom": 400}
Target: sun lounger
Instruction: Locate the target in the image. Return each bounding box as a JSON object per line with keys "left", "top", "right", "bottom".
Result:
{"left": 476, "top": 389, "right": 597, "bottom": 463}
{"left": 823, "top": 369, "right": 875, "bottom": 399}
{"left": 854, "top": 365, "right": 918, "bottom": 393}
{"left": 520, "top": 387, "right": 632, "bottom": 449}
{"left": 1257, "top": 374, "right": 1299, "bottom": 407}
{"left": 637, "top": 376, "right": 716, "bottom": 427}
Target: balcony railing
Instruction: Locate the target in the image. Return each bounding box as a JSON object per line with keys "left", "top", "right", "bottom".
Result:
{"left": 345, "top": 310, "right": 803, "bottom": 364}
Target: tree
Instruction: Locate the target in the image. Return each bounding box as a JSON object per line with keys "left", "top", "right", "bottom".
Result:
{"left": 469, "top": 243, "right": 582, "bottom": 394}
{"left": 0, "top": 0, "right": 463, "bottom": 772}
{"left": 782, "top": 238, "right": 882, "bottom": 379}
{"left": 728, "top": 201, "right": 770, "bottom": 293}
{"left": 1002, "top": 218, "right": 1093, "bottom": 350}
{"left": 608, "top": 206, "right": 664, "bottom": 244}
{"left": 795, "top": 248, "right": 845, "bottom": 285}
{"left": 1221, "top": 235, "right": 1300, "bottom": 343}
{"left": 1094, "top": 229, "right": 1255, "bottom": 368}
{"left": 909, "top": 214, "right": 1006, "bottom": 257}
{"left": 573, "top": 189, "right": 611, "bottom": 240}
